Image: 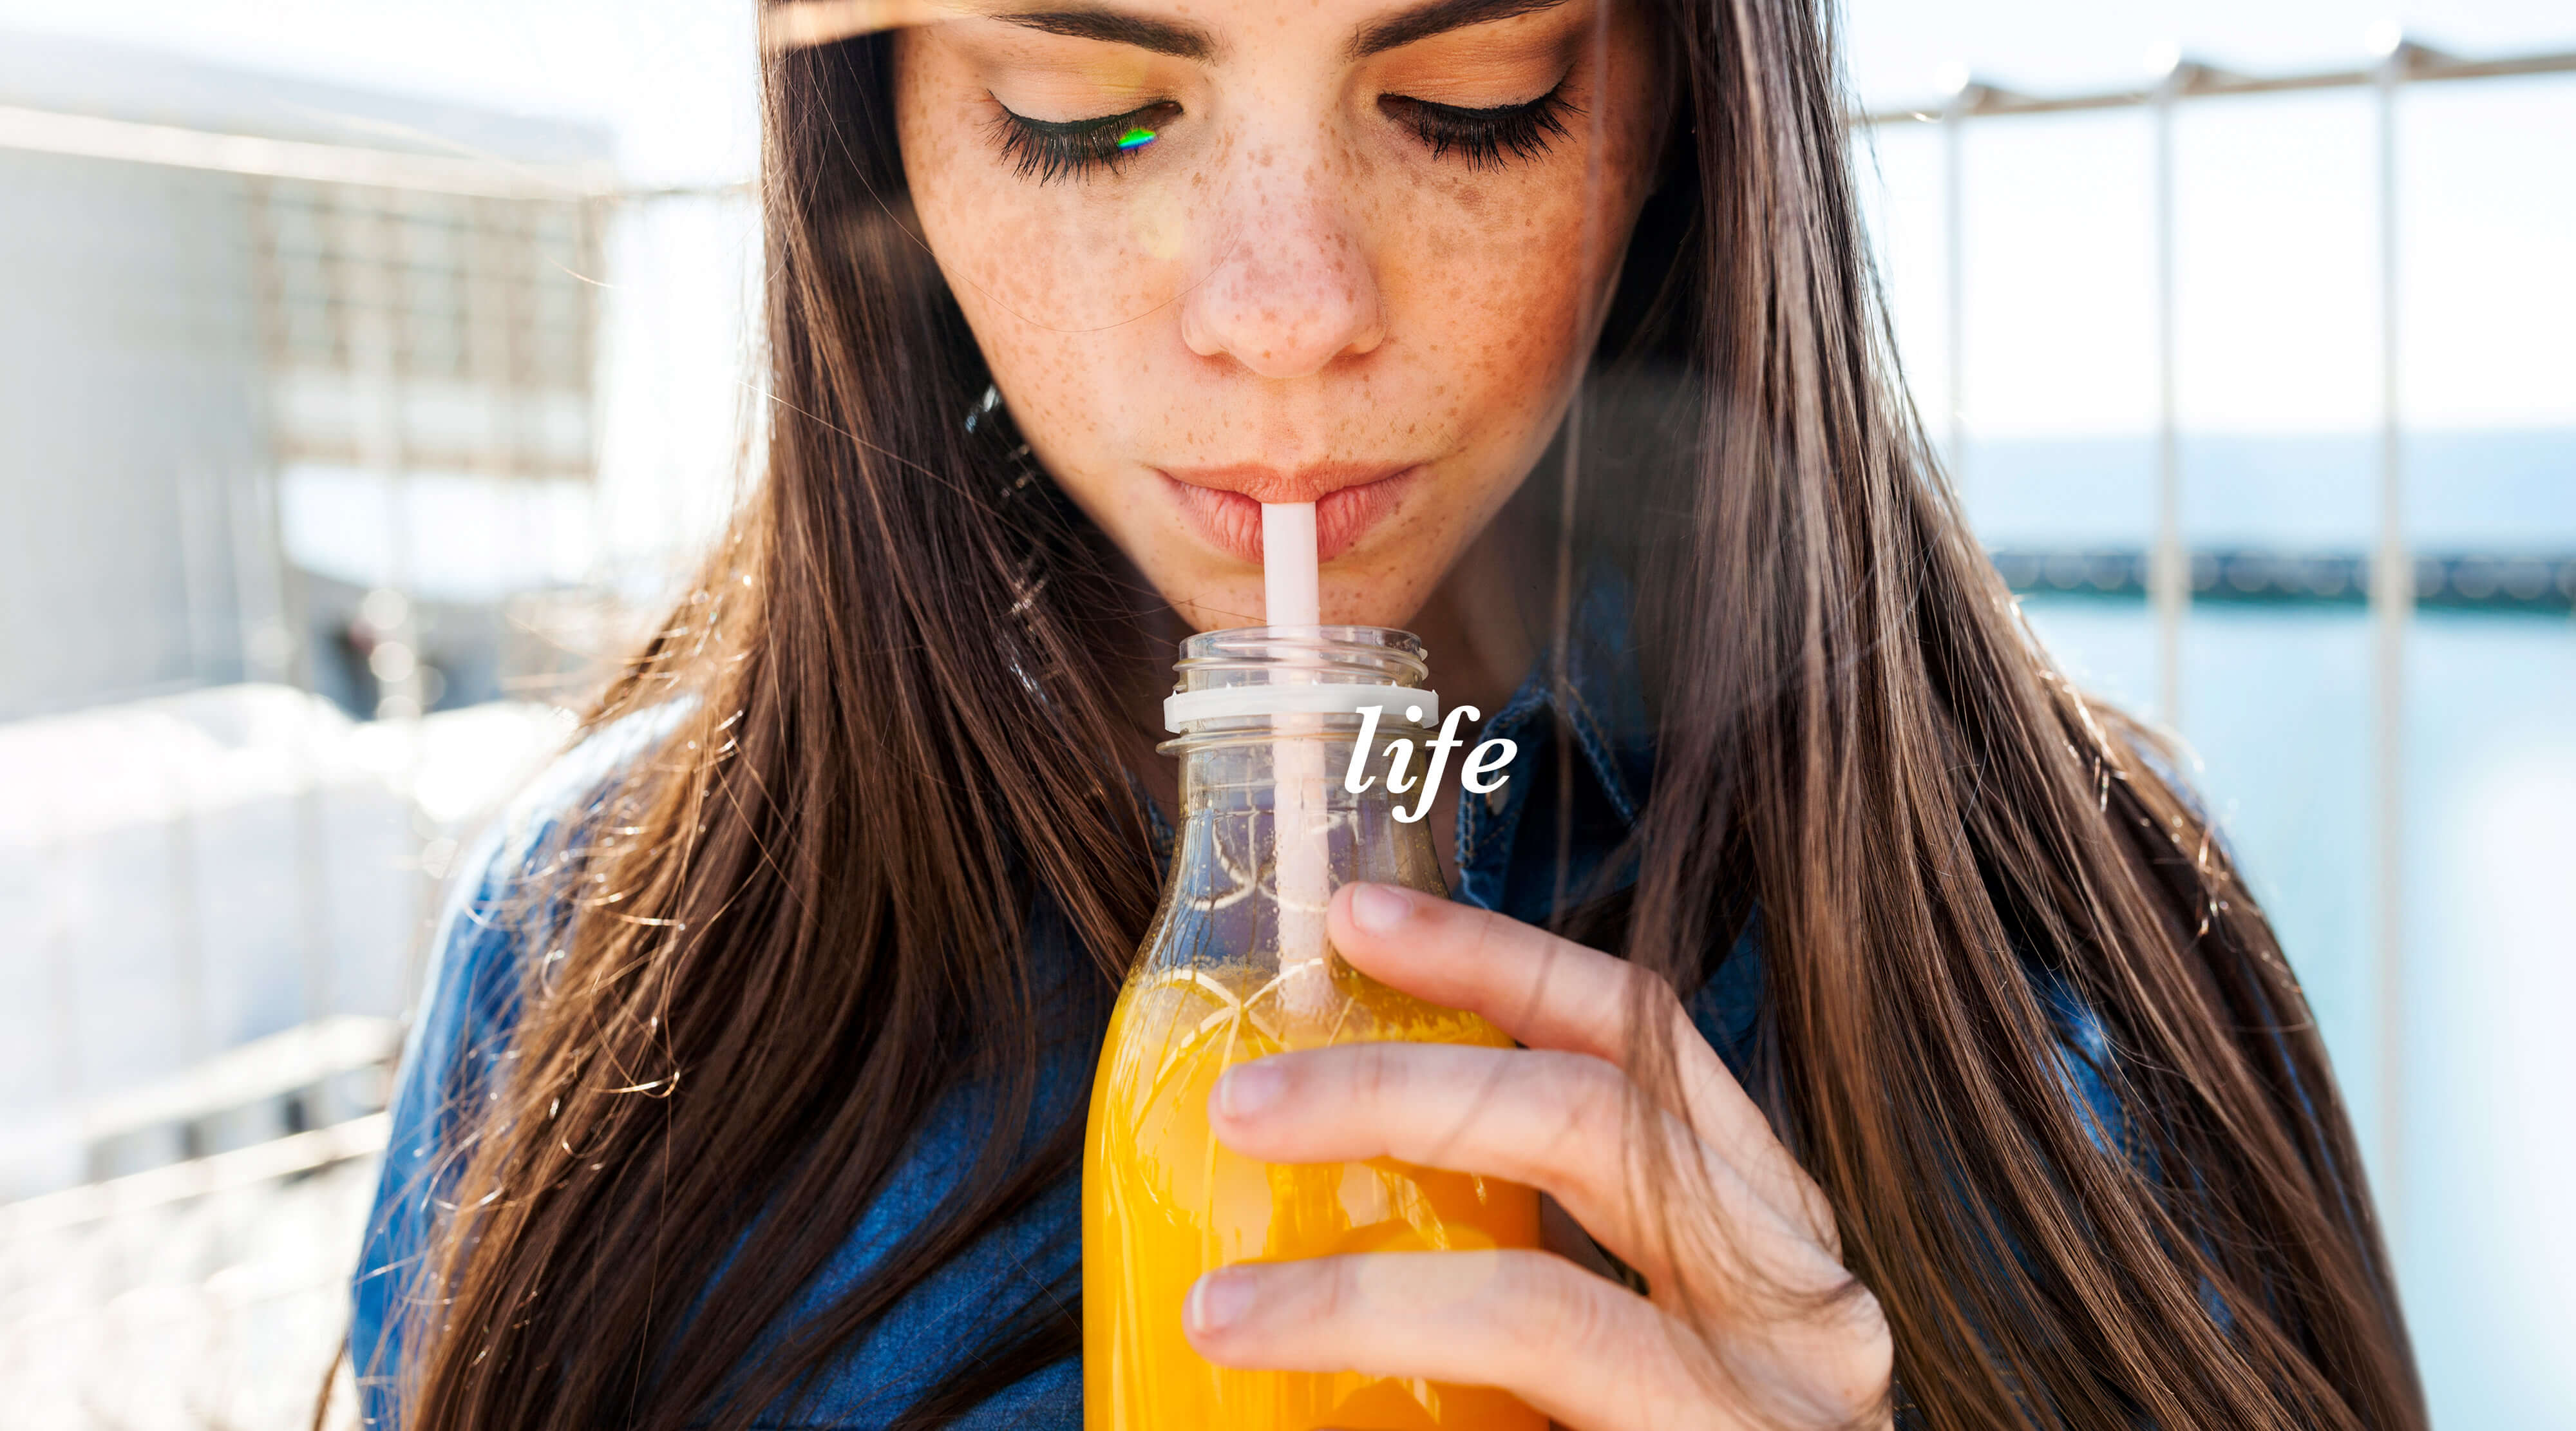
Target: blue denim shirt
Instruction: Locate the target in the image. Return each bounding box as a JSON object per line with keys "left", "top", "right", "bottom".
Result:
{"left": 351, "top": 580, "right": 2124, "bottom": 1428}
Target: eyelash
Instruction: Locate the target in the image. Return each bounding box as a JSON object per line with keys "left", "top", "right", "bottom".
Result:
{"left": 1379, "top": 85, "right": 1577, "bottom": 170}
{"left": 989, "top": 82, "right": 1577, "bottom": 184}
{"left": 990, "top": 100, "right": 1180, "bottom": 184}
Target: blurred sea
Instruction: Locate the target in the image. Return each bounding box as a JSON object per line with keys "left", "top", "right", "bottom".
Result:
{"left": 1970, "top": 428, "right": 2575, "bottom": 1428}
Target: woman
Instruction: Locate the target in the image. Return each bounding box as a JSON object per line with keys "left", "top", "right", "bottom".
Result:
{"left": 351, "top": 0, "right": 2423, "bottom": 1425}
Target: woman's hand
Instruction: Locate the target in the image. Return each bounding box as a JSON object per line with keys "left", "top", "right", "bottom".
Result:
{"left": 1186, "top": 883, "right": 1893, "bottom": 1430}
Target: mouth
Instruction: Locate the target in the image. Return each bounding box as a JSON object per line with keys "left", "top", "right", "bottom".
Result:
{"left": 1157, "top": 462, "right": 1418, "bottom": 566}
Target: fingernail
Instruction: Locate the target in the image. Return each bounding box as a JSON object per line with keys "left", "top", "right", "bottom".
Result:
{"left": 1187, "top": 1269, "right": 1255, "bottom": 1336}
{"left": 1217, "top": 1061, "right": 1283, "bottom": 1120}
{"left": 1350, "top": 882, "right": 1413, "bottom": 934}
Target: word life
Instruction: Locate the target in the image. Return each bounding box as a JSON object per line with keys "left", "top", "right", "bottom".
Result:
{"left": 1344, "top": 705, "right": 1516, "bottom": 825}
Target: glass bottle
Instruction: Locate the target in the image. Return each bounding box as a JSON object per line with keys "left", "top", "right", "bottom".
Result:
{"left": 1082, "top": 626, "right": 1544, "bottom": 1431}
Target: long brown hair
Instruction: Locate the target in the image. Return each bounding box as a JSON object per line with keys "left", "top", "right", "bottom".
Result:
{"left": 400, "top": 0, "right": 2422, "bottom": 1426}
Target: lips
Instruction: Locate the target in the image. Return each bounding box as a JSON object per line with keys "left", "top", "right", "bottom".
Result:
{"left": 1158, "top": 462, "right": 1417, "bottom": 565}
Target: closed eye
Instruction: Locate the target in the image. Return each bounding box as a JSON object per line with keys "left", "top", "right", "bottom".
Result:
{"left": 1379, "top": 83, "right": 1575, "bottom": 169}
{"left": 991, "top": 99, "right": 1182, "bottom": 184}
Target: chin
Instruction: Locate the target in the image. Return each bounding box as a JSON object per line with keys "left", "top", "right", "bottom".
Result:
{"left": 1160, "top": 575, "right": 1269, "bottom": 634}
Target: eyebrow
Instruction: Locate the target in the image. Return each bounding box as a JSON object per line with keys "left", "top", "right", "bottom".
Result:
{"left": 1351, "top": 0, "right": 1571, "bottom": 58}
{"left": 990, "top": 7, "right": 1216, "bottom": 60}
{"left": 984, "top": 0, "right": 1570, "bottom": 65}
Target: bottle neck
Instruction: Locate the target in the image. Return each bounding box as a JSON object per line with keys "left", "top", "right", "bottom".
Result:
{"left": 1167, "top": 719, "right": 1444, "bottom": 895}
{"left": 1155, "top": 625, "right": 1448, "bottom": 907}
{"left": 1173, "top": 721, "right": 1385, "bottom": 810}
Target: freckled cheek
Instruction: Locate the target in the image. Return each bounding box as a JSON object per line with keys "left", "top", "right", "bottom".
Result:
{"left": 958, "top": 286, "right": 1179, "bottom": 543}
{"left": 900, "top": 103, "right": 1200, "bottom": 336}
{"left": 933, "top": 191, "right": 1176, "bottom": 330}
{"left": 980, "top": 323, "right": 1140, "bottom": 474}
{"left": 912, "top": 187, "right": 1201, "bottom": 468}
{"left": 1392, "top": 185, "right": 1597, "bottom": 426}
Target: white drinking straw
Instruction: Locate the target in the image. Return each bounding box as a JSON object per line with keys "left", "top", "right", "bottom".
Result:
{"left": 1261, "top": 502, "right": 1321, "bottom": 629}
{"left": 1262, "top": 502, "right": 1334, "bottom": 1027}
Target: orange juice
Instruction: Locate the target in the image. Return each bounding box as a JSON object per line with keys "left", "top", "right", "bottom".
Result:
{"left": 1088, "top": 624, "right": 1543, "bottom": 1429}
{"left": 1083, "top": 958, "right": 1544, "bottom": 1431}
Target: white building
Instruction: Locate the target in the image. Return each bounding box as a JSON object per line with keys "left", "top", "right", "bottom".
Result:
{"left": 0, "top": 38, "right": 639, "bottom": 1426}
{"left": 0, "top": 30, "right": 617, "bottom": 723}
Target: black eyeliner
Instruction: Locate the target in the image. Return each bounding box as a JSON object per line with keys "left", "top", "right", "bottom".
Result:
{"left": 990, "top": 97, "right": 1178, "bottom": 184}
{"left": 987, "top": 80, "right": 1577, "bottom": 184}
{"left": 1379, "top": 79, "right": 1577, "bottom": 169}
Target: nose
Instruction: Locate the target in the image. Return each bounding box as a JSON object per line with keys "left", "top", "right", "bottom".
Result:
{"left": 1178, "top": 159, "right": 1386, "bottom": 379}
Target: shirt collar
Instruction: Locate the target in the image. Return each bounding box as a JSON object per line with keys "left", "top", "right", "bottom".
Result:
{"left": 1546, "top": 567, "right": 1656, "bottom": 824}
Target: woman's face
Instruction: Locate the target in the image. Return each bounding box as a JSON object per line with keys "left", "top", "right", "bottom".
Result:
{"left": 895, "top": 0, "right": 1663, "bottom": 630}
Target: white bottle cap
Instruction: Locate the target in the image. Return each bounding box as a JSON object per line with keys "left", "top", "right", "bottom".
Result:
{"left": 1162, "top": 685, "right": 1439, "bottom": 734}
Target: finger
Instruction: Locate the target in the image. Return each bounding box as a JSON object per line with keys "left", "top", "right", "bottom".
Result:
{"left": 1329, "top": 882, "right": 1829, "bottom": 1239}
{"left": 1210, "top": 1040, "right": 1837, "bottom": 1296}
{"left": 1184, "top": 1251, "right": 1728, "bottom": 1431}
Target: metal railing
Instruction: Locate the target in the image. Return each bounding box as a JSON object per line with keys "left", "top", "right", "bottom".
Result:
{"left": 1859, "top": 36, "right": 2576, "bottom": 1232}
